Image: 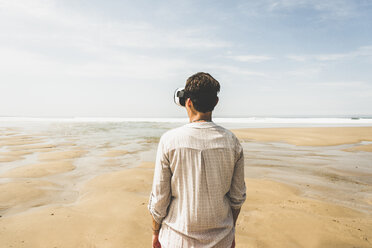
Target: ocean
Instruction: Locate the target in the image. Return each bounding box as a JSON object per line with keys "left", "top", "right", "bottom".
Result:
{"left": 1, "top": 116, "right": 372, "bottom": 214}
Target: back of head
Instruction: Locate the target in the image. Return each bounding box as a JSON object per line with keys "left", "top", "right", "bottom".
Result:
{"left": 185, "top": 72, "right": 220, "bottom": 113}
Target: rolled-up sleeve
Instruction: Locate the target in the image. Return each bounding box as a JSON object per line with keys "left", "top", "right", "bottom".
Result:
{"left": 227, "top": 144, "right": 246, "bottom": 209}
{"left": 148, "top": 137, "right": 172, "bottom": 224}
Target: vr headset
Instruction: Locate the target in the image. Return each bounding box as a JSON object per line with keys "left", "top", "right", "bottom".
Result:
{"left": 174, "top": 88, "right": 188, "bottom": 107}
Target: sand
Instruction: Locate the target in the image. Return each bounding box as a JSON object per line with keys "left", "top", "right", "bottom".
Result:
{"left": 102, "top": 149, "right": 132, "bottom": 157}
{"left": 0, "top": 155, "right": 24, "bottom": 162}
{"left": 38, "top": 150, "right": 87, "bottom": 161}
{"left": 0, "top": 127, "right": 372, "bottom": 247}
{"left": 0, "top": 180, "right": 59, "bottom": 215}
{"left": 0, "top": 135, "right": 44, "bottom": 146}
{"left": 232, "top": 126, "right": 372, "bottom": 146}
{"left": 0, "top": 161, "right": 75, "bottom": 178}
{"left": 9, "top": 144, "right": 57, "bottom": 151}
{"left": 237, "top": 179, "right": 371, "bottom": 247}
{"left": 1, "top": 163, "right": 371, "bottom": 248}
{"left": 343, "top": 144, "right": 372, "bottom": 152}
{"left": 0, "top": 163, "right": 153, "bottom": 248}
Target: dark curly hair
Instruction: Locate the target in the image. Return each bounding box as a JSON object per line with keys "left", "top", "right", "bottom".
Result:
{"left": 185, "top": 72, "right": 220, "bottom": 113}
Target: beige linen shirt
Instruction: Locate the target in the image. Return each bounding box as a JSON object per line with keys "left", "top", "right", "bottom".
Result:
{"left": 148, "top": 122, "right": 246, "bottom": 248}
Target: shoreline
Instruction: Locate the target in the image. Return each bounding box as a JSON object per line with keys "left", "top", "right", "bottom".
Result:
{"left": 233, "top": 126, "right": 372, "bottom": 216}
{"left": 232, "top": 126, "right": 372, "bottom": 146}
{"left": 1, "top": 126, "right": 372, "bottom": 247}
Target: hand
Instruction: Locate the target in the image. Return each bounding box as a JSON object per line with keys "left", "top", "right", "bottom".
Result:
{"left": 152, "top": 234, "right": 161, "bottom": 248}
{"left": 231, "top": 237, "right": 235, "bottom": 248}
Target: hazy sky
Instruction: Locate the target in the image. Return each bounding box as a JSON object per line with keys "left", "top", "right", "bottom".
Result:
{"left": 1, "top": 0, "right": 371, "bottom": 117}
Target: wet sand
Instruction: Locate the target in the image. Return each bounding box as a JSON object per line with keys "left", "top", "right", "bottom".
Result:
{"left": 232, "top": 126, "right": 372, "bottom": 146}
{"left": 0, "top": 126, "right": 371, "bottom": 247}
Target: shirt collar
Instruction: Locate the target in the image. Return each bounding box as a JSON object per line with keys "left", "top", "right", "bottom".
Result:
{"left": 185, "top": 121, "right": 217, "bottom": 128}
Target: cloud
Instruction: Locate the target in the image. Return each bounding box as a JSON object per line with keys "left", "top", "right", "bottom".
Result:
{"left": 313, "top": 46, "right": 372, "bottom": 61}
{"left": 287, "top": 45, "right": 372, "bottom": 62}
{"left": 0, "top": 46, "right": 189, "bottom": 81}
{"left": 212, "top": 65, "right": 267, "bottom": 77}
{"left": 239, "top": 0, "right": 362, "bottom": 20}
{"left": 286, "top": 55, "right": 307, "bottom": 62}
{"left": 0, "top": 0, "right": 230, "bottom": 53}
{"left": 1, "top": 0, "right": 371, "bottom": 117}
{"left": 306, "top": 81, "right": 372, "bottom": 98}
{"left": 269, "top": 0, "right": 357, "bottom": 18}
{"left": 314, "top": 81, "right": 372, "bottom": 88}
{"left": 226, "top": 55, "right": 273, "bottom": 63}
{"left": 0, "top": 0, "right": 232, "bottom": 82}
{"left": 286, "top": 67, "right": 322, "bottom": 77}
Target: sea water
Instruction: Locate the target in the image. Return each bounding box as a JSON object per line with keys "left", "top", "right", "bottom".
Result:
{"left": 1, "top": 116, "right": 372, "bottom": 214}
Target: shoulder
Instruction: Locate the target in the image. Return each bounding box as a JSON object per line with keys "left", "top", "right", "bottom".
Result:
{"left": 160, "top": 125, "right": 185, "bottom": 139}
{"left": 158, "top": 125, "right": 187, "bottom": 146}
{"left": 213, "top": 124, "right": 243, "bottom": 155}
{"left": 214, "top": 124, "right": 241, "bottom": 142}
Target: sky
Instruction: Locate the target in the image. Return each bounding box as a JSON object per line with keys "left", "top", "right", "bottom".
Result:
{"left": 0, "top": 0, "right": 372, "bottom": 118}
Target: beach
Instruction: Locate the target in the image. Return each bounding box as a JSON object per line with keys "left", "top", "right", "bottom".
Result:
{"left": 0, "top": 121, "right": 372, "bottom": 248}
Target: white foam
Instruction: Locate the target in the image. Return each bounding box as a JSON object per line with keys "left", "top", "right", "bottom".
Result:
{"left": 214, "top": 117, "right": 372, "bottom": 124}
{"left": 0, "top": 117, "right": 188, "bottom": 123}
{"left": 1, "top": 116, "right": 372, "bottom": 124}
